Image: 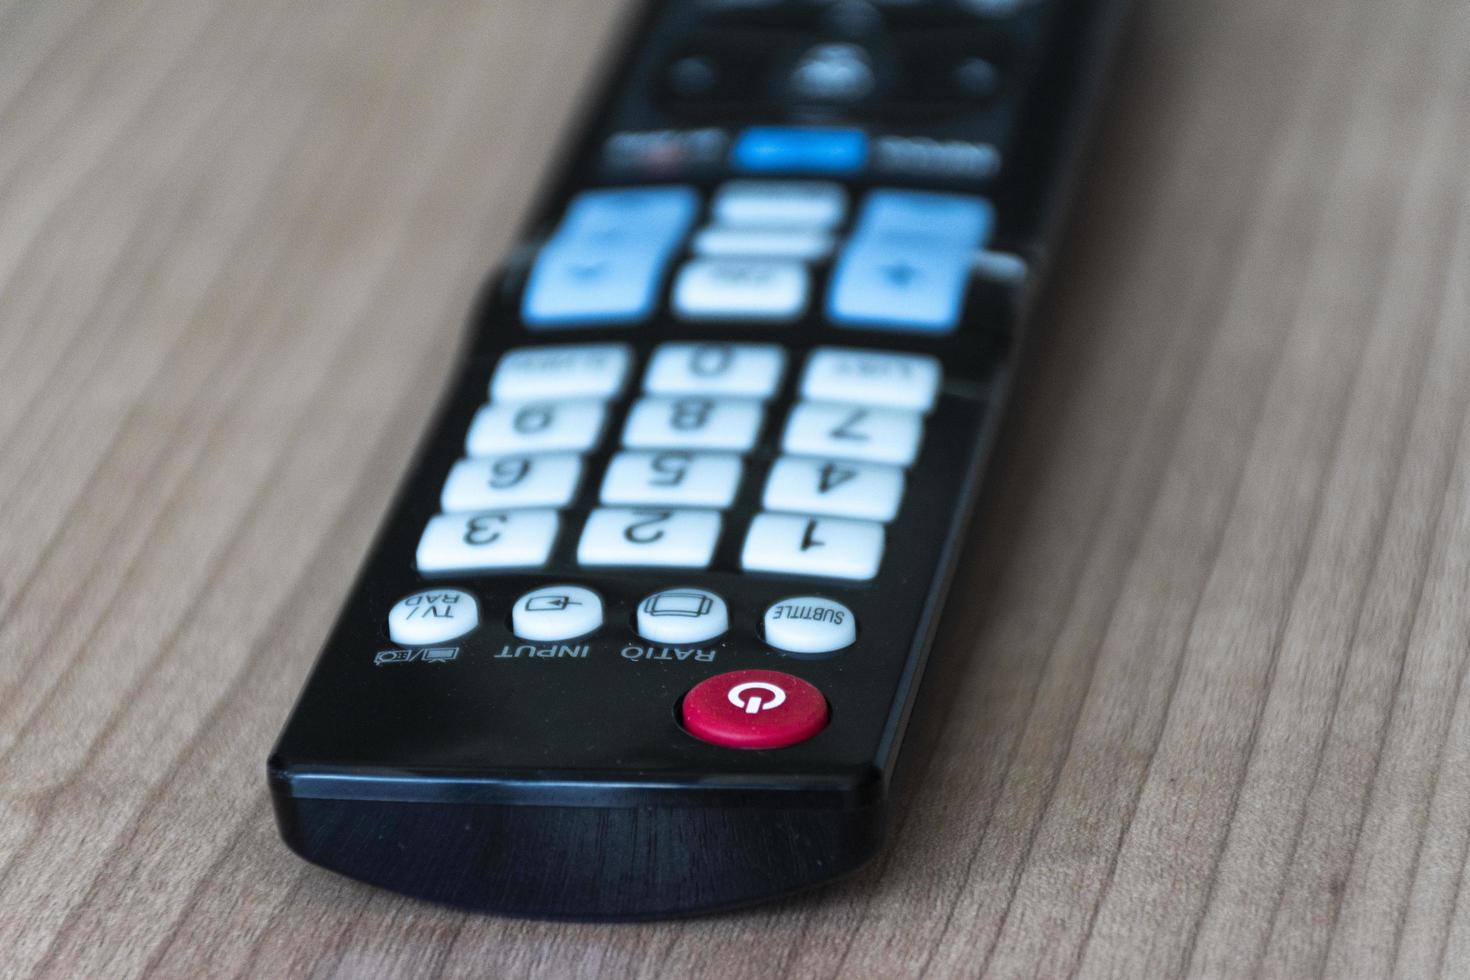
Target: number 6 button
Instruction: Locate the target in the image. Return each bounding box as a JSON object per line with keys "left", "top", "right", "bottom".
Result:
{"left": 440, "top": 454, "right": 582, "bottom": 511}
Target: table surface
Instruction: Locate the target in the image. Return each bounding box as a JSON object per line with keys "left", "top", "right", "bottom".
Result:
{"left": 4, "top": 0, "right": 1470, "bottom": 976}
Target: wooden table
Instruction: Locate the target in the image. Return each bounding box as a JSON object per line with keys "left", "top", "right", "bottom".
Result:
{"left": 3, "top": 0, "right": 1469, "bottom": 975}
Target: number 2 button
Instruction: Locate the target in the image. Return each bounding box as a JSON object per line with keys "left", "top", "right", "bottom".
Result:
{"left": 578, "top": 508, "right": 721, "bottom": 568}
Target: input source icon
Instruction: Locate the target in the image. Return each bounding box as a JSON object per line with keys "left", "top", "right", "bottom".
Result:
{"left": 643, "top": 591, "right": 713, "bottom": 618}
{"left": 526, "top": 594, "right": 583, "bottom": 612}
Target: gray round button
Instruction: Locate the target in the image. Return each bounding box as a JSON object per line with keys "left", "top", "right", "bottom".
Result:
{"left": 388, "top": 589, "right": 479, "bottom": 646}
{"left": 637, "top": 588, "right": 729, "bottom": 644}
{"left": 512, "top": 585, "right": 603, "bottom": 641}
{"left": 763, "top": 596, "right": 855, "bottom": 656}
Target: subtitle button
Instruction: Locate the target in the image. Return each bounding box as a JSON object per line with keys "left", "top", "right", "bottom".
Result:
{"left": 637, "top": 588, "right": 729, "bottom": 644}
{"left": 681, "top": 669, "right": 828, "bottom": 749}
{"left": 763, "top": 596, "right": 856, "bottom": 657}
{"left": 388, "top": 589, "right": 479, "bottom": 646}
{"left": 512, "top": 585, "right": 603, "bottom": 641}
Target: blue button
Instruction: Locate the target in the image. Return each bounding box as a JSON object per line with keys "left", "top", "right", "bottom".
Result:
{"left": 827, "top": 245, "right": 975, "bottom": 333}
{"left": 851, "top": 190, "right": 993, "bottom": 249}
{"left": 826, "top": 190, "right": 994, "bottom": 333}
{"left": 732, "top": 127, "right": 868, "bottom": 175}
{"left": 523, "top": 187, "right": 698, "bottom": 327}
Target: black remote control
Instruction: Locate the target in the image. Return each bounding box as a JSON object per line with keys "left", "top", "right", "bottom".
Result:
{"left": 270, "top": 0, "right": 1128, "bottom": 920}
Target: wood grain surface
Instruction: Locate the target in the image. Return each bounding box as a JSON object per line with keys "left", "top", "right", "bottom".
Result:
{"left": 3, "top": 0, "right": 1470, "bottom": 976}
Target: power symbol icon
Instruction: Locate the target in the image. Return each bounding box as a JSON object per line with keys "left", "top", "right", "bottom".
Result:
{"left": 682, "top": 670, "right": 829, "bottom": 749}
{"left": 727, "top": 681, "right": 787, "bottom": 715}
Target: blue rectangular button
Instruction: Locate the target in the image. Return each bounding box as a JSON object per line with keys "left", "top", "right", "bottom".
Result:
{"left": 826, "top": 189, "right": 995, "bottom": 334}
{"left": 523, "top": 187, "right": 698, "bottom": 327}
{"left": 732, "top": 127, "right": 868, "bottom": 175}
{"left": 827, "top": 244, "right": 974, "bottom": 333}
{"left": 851, "top": 190, "right": 994, "bottom": 249}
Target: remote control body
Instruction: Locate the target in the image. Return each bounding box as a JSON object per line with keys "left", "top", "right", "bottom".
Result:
{"left": 270, "top": 0, "right": 1128, "bottom": 919}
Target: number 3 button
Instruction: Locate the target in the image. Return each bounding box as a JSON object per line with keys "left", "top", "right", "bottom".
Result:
{"left": 578, "top": 508, "right": 722, "bottom": 568}
{"left": 417, "top": 509, "right": 560, "bottom": 572}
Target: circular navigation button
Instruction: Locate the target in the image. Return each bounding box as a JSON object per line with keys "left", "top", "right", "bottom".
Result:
{"left": 762, "top": 596, "right": 856, "bottom": 657}
{"left": 388, "top": 589, "right": 479, "bottom": 646}
{"left": 681, "top": 669, "right": 828, "bottom": 749}
{"left": 512, "top": 585, "right": 602, "bottom": 641}
{"left": 637, "top": 588, "right": 729, "bottom": 644}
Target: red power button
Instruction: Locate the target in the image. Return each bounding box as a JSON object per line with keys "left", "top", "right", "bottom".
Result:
{"left": 681, "top": 669, "right": 828, "bottom": 749}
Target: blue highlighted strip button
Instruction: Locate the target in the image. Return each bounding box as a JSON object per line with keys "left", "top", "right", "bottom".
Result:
{"left": 732, "top": 127, "right": 868, "bottom": 175}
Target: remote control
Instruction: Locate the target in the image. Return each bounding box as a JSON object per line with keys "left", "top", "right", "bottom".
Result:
{"left": 270, "top": 0, "right": 1129, "bottom": 919}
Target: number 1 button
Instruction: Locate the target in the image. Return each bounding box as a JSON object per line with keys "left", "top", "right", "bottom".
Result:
{"left": 741, "top": 513, "right": 883, "bottom": 580}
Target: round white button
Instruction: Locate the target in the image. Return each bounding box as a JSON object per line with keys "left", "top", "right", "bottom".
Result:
{"left": 762, "top": 596, "right": 855, "bottom": 656}
{"left": 637, "top": 588, "right": 729, "bottom": 644}
{"left": 512, "top": 585, "right": 603, "bottom": 641}
{"left": 388, "top": 589, "right": 479, "bottom": 646}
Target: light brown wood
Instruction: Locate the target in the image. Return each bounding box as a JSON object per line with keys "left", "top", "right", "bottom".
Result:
{"left": 2, "top": 0, "right": 1469, "bottom": 975}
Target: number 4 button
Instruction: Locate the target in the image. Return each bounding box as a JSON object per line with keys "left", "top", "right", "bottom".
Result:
{"left": 763, "top": 457, "right": 904, "bottom": 522}
{"left": 741, "top": 513, "right": 883, "bottom": 581}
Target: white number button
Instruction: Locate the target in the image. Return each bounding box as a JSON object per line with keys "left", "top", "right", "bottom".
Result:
{"left": 416, "top": 510, "right": 559, "bottom": 572}
{"left": 644, "top": 343, "right": 786, "bottom": 399}
{"left": 741, "top": 513, "right": 884, "bottom": 580}
{"left": 601, "top": 451, "right": 743, "bottom": 508}
{"left": 440, "top": 454, "right": 582, "bottom": 512}
{"left": 577, "top": 508, "right": 721, "bottom": 568}
{"left": 465, "top": 399, "right": 606, "bottom": 456}
{"left": 490, "top": 344, "right": 631, "bottom": 402}
{"left": 671, "top": 258, "right": 809, "bottom": 322}
{"left": 511, "top": 585, "right": 603, "bottom": 641}
{"left": 388, "top": 589, "right": 479, "bottom": 646}
{"left": 623, "top": 396, "right": 764, "bottom": 451}
{"left": 800, "top": 348, "right": 941, "bottom": 411}
{"left": 762, "top": 457, "right": 904, "bottom": 522}
{"left": 781, "top": 402, "right": 923, "bottom": 466}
